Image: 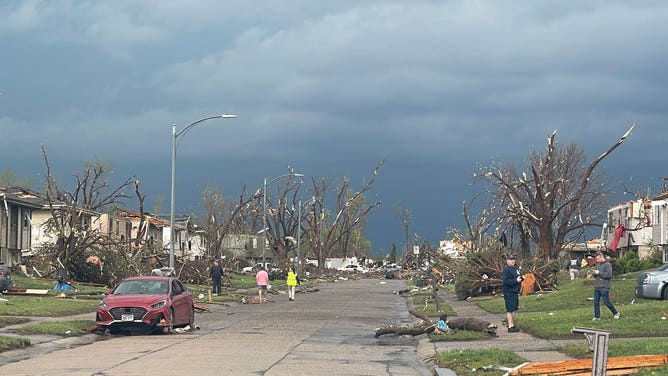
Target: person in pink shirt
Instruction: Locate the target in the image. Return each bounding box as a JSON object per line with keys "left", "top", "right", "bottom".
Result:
{"left": 256, "top": 266, "right": 269, "bottom": 302}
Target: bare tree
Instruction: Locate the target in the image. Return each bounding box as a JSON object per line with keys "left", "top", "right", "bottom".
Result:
{"left": 330, "top": 189, "right": 372, "bottom": 258}
{"left": 262, "top": 172, "right": 304, "bottom": 264}
{"left": 0, "top": 168, "right": 34, "bottom": 188}
{"left": 198, "top": 183, "right": 262, "bottom": 260}
{"left": 474, "top": 125, "right": 635, "bottom": 260}
{"left": 40, "top": 146, "right": 136, "bottom": 279}
{"left": 302, "top": 161, "right": 383, "bottom": 269}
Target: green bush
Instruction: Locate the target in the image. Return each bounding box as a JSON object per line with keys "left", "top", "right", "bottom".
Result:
{"left": 614, "top": 251, "right": 663, "bottom": 273}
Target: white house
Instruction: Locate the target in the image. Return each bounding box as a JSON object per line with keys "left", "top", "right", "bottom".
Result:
{"left": 651, "top": 191, "right": 668, "bottom": 262}
{"left": 605, "top": 199, "right": 653, "bottom": 258}
{"left": 606, "top": 195, "right": 668, "bottom": 262}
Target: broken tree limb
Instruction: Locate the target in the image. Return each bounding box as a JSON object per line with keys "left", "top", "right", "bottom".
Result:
{"left": 374, "top": 309, "right": 499, "bottom": 338}
{"left": 447, "top": 317, "right": 498, "bottom": 337}
{"left": 374, "top": 309, "right": 435, "bottom": 338}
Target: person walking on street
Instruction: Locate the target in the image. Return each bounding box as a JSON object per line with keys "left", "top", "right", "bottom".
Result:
{"left": 592, "top": 251, "right": 620, "bottom": 321}
{"left": 286, "top": 266, "right": 299, "bottom": 301}
{"left": 256, "top": 265, "right": 269, "bottom": 302}
{"left": 210, "top": 260, "right": 224, "bottom": 295}
{"left": 502, "top": 254, "right": 523, "bottom": 333}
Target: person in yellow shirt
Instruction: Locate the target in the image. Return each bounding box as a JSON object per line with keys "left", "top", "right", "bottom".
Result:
{"left": 286, "top": 266, "right": 299, "bottom": 301}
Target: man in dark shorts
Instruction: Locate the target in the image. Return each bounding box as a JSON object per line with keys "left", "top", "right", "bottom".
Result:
{"left": 502, "top": 254, "right": 523, "bottom": 333}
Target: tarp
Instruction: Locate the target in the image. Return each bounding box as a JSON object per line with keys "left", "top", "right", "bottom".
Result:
{"left": 608, "top": 224, "right": 626, "bottom": 251}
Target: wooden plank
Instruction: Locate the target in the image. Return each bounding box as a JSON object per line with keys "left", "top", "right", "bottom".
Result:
{"left": 511, "top": 355, "right": 668, "bottom": 375}
{"left": 4, "top": 288, "right": 50, "bottom": 295}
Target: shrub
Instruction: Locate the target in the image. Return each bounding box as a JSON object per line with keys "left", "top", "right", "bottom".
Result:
{"left": 614, "top": 251, "right": 662, "bottom": 273}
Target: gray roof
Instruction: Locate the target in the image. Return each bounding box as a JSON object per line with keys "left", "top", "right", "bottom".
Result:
{"left": 0, "top": 185, "right": 49, "bottom": 209}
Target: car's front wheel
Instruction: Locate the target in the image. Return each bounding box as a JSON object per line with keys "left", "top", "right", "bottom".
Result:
{"left": 662, "top": 286, "right": 668, "bottom": 300}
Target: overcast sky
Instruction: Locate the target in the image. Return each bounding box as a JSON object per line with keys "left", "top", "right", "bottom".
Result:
{"left": 1, "top": 1, "right": 667, "bottom": 256}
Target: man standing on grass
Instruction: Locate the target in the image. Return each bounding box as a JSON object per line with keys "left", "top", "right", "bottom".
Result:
{"left": 210, "top": 260, "right": 224, "bottom": 296}
{"left": 502, "top": 254, "right": 523, "bottom": 333}
{"left": 256, "top": 265, "right": 269, "bottom": 303}
{"left": 592, "top": 251, "right": 620, "bottom": 321}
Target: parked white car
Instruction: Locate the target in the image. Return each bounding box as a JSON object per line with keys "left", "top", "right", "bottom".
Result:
{"left": 242, "top": 263, "right": 275, "bottom": 273}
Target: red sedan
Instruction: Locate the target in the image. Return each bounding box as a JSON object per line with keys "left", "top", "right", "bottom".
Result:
{"left": 96, "top": 275, "right": 194, "bottom": 334}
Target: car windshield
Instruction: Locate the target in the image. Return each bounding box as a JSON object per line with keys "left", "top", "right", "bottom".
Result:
{"left": 113, "top": 280, "right": 169, "bottom": 295}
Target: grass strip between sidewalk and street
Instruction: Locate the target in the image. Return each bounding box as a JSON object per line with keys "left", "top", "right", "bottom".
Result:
{"left": 0, "top": 335, "right": 31, "bottom": 351}
{"left": 18, "top": 320, "right": 96, "bottom": 336}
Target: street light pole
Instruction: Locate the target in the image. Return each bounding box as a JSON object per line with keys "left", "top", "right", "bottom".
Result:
{"left": 297, "top": 200, "right": 302, "bottom": 274}
{"left": 170, "top": 114, "right": 237, "bottom": 270}
{"left": 262, "top": 172, "right": 304, "bottom": 267}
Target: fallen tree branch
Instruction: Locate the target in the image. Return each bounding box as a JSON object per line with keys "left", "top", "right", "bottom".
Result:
{"left": 374, "top": 309, "right": 435, "bottom": 338}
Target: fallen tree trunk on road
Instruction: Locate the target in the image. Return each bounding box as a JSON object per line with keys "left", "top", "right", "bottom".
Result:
{"left": 374, "top": 309, "right": 434, "bottom": 338}
{"left": 374, "top": 309, "right": 499, "bottom": 338}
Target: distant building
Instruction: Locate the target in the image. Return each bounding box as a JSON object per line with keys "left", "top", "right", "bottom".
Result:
{"left": 438, "top": 239, "right": 470, "bottom": 258}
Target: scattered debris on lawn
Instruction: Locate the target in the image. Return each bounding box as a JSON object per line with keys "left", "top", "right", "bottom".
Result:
{"left": 4, "top": 288, "right": 50, "bottom": 296}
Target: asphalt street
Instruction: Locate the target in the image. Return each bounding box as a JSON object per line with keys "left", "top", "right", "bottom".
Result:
{"left": 0, "top": 278, "right": 433, "bottom": 376}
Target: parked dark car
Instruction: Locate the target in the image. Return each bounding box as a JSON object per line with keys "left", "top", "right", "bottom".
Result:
{"left": 96, "top": 275, "right": 194, "bottom": 334}
{"left": 635, "top": 264, "right": 668, "bottom": 300}
{"left": 0, "top": 264, "right": 13, "bottom": 292}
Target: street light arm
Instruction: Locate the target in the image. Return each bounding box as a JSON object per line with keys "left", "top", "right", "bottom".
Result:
{"left": 175, "top": 114, "right": 238, "bottom": 139}
{"left": 265, "top": 173, "right": 304, "bottom": 187}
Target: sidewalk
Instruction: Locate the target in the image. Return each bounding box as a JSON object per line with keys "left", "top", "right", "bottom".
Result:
{"left": 416, "top": 289, "right": 579, "bottom": 374}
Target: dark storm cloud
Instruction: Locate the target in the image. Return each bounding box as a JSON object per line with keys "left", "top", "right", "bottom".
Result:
{"left": 1, "top": 1, "right": 667, "bottom": 253}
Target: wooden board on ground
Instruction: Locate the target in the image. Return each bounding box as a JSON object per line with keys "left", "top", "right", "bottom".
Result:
{"left": 4, "top": 288, "right": 50, "bottom": 295}
{"left": 509, "top": 354, "right": 668, "bottom": 375}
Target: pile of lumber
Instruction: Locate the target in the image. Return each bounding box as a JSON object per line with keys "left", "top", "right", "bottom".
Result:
{"left": 509, "top": 354, "right": 668, "bottom": 375}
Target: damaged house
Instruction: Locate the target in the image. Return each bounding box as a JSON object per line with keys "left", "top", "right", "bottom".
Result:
{"left": 0, "top": 186, "right": 42, "bottom": 266}
{"left": 605, "top": 194, "right": 668, "bottom": 262}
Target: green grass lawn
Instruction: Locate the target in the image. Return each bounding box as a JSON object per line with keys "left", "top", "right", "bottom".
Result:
{"left": 1, "top": 275, "right": 104, "bottom": 316}
{"left": 0, "top": 335, "right": 31, "bottom": 350}
{"left": 434, "top": 269, "right": 668, "bottom": 375}
{"left": 473, "top": 270, "right": 668, "bottom": 338}
{"left": 434, "top": 348, "right": 525, "bottom": 376}
{"left": 18, "top": 320, "right": 95, "bottom": 336}
{"left": 411, "top": 290, "right": 456, "bottom": 317}
{"left": 0, "top": 316, "right": 31, "bottom": 328}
